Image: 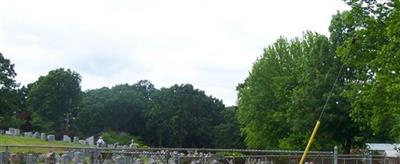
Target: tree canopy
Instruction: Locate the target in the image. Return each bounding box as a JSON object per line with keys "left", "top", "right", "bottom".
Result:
{"left": 27, "top": 68, "right": 81, "bottom": 133}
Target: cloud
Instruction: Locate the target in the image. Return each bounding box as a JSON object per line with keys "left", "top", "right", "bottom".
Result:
{"left": 0, "top": 0, "right": 348, "bottom": 105}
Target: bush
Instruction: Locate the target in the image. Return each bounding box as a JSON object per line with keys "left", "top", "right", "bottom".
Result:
{"left": 101, "top": 130, "right": 146, "bottom": 146}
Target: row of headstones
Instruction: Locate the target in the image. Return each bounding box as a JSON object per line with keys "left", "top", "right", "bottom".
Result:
{"left": 1, "top": 127, "right": 96, "bottom": 146}
{"left": 0, "top": 151, "right": 187, "bottom": 164}
{"left": 0, "top": 151, "right": 86, "bottom": 164}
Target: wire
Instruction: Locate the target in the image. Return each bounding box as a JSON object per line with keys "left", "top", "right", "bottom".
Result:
{"left": 318, "top": 62, "right": 346, "bottom": 121}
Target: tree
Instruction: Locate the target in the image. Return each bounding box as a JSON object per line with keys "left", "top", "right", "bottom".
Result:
{"left": 0, "top": 53, "right": 19, "bottom": 129}
{"left": 74, "top": 80, "right": 155, "bottom": 137}
{"left": 213, "top": 106, "right": 246, "bottom": 148}
{"left": 237, "top": 33, "right": 360, "bottom": 152}
{"left": 145, "top": 84, "right": 225, "bottom": 148}
{"left": 27, "top": 68, "right": 81, "bottom": 133}
{"left": 330, "top": 0, "right": 400, "bottom": 142}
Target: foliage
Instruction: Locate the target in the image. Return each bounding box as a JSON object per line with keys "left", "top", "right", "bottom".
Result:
{"left": 101, "top": 130, "right": 145, "bottom": 146}
{"left": 27, "top": 68, "right": 81, "bottom": 132}
{"left": 237, "top": 32, "right": 360, "bottom": 152}
{"left": 0, "top": 53, "right": 19, "bottom": 129}
{"left": 330, "top": 0, "right": 400, "bottom": 142}
{"left": 213, "top": 106, "right": 246, "bottom": 148}
{"left": 145, "top": 84, "right": 225, "bottom": 148}
{"left": 73, "top": 80, "right": 154, "bottom": 136}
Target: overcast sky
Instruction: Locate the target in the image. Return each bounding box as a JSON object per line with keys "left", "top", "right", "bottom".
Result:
{"left": 0, "top": 0, "right": 348, "bottom": 106}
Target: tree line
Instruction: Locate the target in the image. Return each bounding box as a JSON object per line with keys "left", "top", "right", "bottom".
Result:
{"left": 1, "top": 0, "right": 399, "bottom": 152}
{"left": 0, "top": 62, "right": 244, "bottom": 148}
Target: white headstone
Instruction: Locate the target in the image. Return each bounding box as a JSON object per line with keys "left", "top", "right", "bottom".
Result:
{"left": 41, "top": 133, "right": 46, "bottom": 140}
{"left": 73, "top": 136, "right": 79, "bottom": 143}
{"left": 8, "top": 128, "right": 16, "bottom": 135}
{"left": 33, "top": 132, "right": 40, "bottom": 138}
{"left": 86, "top": 136, "right": 94, "bottom": 146}
{"left": 73, "top": 151, "right": 83, "bottom": 164}
{"left": 14, "top": 129, "right": 20, "bottom": 136}
{"left": 61, "top": 153, "right": 71, "bottom": 164}
{"left": 47, "top": 135, "right": 55, "bottom": 141}
{"left": 24, "top": 132, "right": 33, "bottom": 137}
{"left": 63, "top": 135, "right": 71, "bottom": 142}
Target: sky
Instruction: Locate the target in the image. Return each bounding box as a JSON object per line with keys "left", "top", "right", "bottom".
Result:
{"left": 0, "top": 0, "right": 348, "bottom": 106}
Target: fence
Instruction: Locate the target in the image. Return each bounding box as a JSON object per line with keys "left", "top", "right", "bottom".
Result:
{"left": 0, "top": 145, "right": 399, "bottom": 164}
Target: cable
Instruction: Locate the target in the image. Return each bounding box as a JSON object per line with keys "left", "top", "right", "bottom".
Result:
{"left": 318, "top": 63, "right": 346, "bottom": 121}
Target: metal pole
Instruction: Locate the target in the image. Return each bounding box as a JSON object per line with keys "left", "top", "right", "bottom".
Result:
{"left": 299, "top": 120, "right": 321, "bottom": 164}
{"left": 333, "top": 146, "right": 337, "bottom": 164}
{"left": 368, "top": 151, "right": 372, "bottom": 164}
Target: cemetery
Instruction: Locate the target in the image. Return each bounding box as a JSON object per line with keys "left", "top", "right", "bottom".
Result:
{"left": 1, "top": 0, "right": 400, "bottom": 163}
{"left": 1, "top": 127, "right": 400, "bottom": 164}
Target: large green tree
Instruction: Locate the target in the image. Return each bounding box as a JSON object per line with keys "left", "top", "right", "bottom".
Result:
{"left": 0, "top": 53, "right": 19, "bottom": 129}
{"left": 330, "top": 0, "right": 400, "bottom": 142}
{"left": 74, "top": 80, "right": 154, "bottom": 137}
{"left": 145, "top": 84, "right": 225, "bottom": 148}
{"left": 27, "top": 68, "right": 81, "bottom": 133}
{"left": 237, "top": 33, "right": 360, "bottom": 152}
{"left": 213, "top": 106, "right": 246, "bottom": 148}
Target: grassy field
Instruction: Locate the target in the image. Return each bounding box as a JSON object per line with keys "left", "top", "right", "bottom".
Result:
{"left": 0, "top": 135, "right": 87, "bottom": 153}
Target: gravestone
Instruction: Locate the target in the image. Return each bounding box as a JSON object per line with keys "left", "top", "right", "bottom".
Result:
{"left": 104, "top": 159, "right": 112, "bottom": 164}
{"left": 0, "top": 129, "right": 4, "bottom": 134}
{"left": 115, "top": 155, "right": 126, "bottom": 164}
{"left": 86, "top": 136, "right": 94, "bottom": 146}
{"left": 8, "top": 128, "right": 16, "bottom": 135}
{"left": 61, "top": 153, "right": 72, "bottom": 164}
{"left": 73, "top": 136, "right": 79, "bottom": 143}
{"left": 33, "top": 132, "right": 40, "bottom": 139}
{"left": 73, "top": 151, "right": 83, "bottom": 164}
{"left": 63, "top": 135, "right": 71, "bottom": 142}
{"left": 55, "top": 153, "right": 61, "bottom": 163}
{"left": 47, "top": 135, "right": 55, "bottom": 141}
{"left": 14, "top": 129, "right": 20, "bottom": 136}
{"left": 78, "top": 140, "right": 85, "bottom": 145}
{"left": 0, "top": 151, "right": 11, "bottom": 164}
{"left": 25, "top": 153, "right": 37, "bottom": 164}
{"left": 40, "top": 133, "right": 46, "bottom": 140}
{"left": 24, "top": 132, "right": 33, "bottom": 137}
{"left": 5, "top": 131, "right": 11, "bottom": 135}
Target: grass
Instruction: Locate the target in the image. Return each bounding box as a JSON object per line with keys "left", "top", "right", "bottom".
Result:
{"left": 0, "top": 134, "right": 88, "bottom": 153}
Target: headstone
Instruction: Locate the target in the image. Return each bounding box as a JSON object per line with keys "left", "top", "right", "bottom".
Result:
{"left": 5, "top": 131, "right": 12, "bottom": 135}
{"left": 14, "top": 129, "right": 20, "bottom": 136}
{"left": 73, "top": 151, "right": 84, "bottom": 164}
{"left": 55, "top": 153, "right": 61, "bottom": 163}
{"left": 115, "top": 155, "right": 125, "bottom": 164}
{"left": 25, "top": 153, "right": 37, "bottom": 164}
{"left": 33, "top": 132, "right": 40, "bottom": 139}
{"left": 63, "top": 135, "right": 71, "bottom": 142}
{"left": 0, "top": 129, "right": 4, "bottom": 134}
{"left": 104, "top": 159, "right": 112, "bottom": 164}
{"left": 0, "top": 151, "right": 11, "bottom": 164}
{"left": 8, "top": 128, "right": 16, "bottom": 135}
{"left": 78, "top": 140, "right": 86, "bottom": 145}
{"left": 86, "top": 136, "right": 94, "bottom": 146}
{"left": 40, "top": 133, "right": 46, "bottom": 140}
{"left": 47, "top": 135, "right": 55, "bottom": 141}
{"left": 24, "top": 132, "right": 33, "bottom": 137}
{"left": 73, "top": 136, "right": 79, "bottom": 143}
{"left": 61, "top": 153, "right": 72, "bottom": 164}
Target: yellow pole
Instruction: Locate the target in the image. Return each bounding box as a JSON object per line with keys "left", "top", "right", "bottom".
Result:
{"left": 299, "top": 120, "right": 321, "bottom": 164}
